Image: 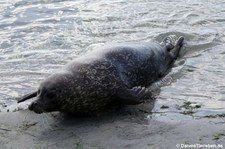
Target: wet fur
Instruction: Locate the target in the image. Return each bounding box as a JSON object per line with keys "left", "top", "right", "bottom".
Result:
{"left": 18, "top": 36, "right": 184, "bottom": 115}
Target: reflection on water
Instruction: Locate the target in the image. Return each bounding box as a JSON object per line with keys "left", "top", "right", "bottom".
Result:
{"left": 1, "top": 0, "right": 225, "bottom": 120}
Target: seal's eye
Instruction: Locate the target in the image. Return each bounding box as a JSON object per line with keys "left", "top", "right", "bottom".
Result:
{"left": 37, "top": 89, "right": 41, "bottom": 94}
{"left": 46, "top": 92, "right": 55, "bottom": 99}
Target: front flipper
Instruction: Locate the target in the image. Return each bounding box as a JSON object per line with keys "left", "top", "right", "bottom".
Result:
{"left": 116, "top": 86, "right": 152, "bottom": 105}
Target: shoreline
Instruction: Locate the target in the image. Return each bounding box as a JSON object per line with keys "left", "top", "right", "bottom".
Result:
{"left": 0, "top": 109, "right": 224, "bottom": 149}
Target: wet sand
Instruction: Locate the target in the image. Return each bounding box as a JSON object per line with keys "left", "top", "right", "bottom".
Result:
{"left": 0, "top": 108, "right": 224, "bottom": 149}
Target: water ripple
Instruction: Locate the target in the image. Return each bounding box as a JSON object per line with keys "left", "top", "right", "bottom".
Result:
{"left": 1, "top": 0, "right": 225, "bottom": 119}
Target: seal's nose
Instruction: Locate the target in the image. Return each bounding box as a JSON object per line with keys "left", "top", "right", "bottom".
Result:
{"left": 28, "top": 102, "right": 38, "bottom": 111}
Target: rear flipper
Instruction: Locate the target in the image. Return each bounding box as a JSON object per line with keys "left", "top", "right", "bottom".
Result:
{"left": 163, "top": 35, "right": 176, "bottom": 51}
{"left": 162, "top": 35, "right": 184, "bottom": 58}
{"left": 116, "top": 86, "right": 152, "bottom": 105}
{"left": 170, "top": 36, "right": 184, "bottom": 59}
{"left": 17, "top": 91, "right": 37, "bottom": 103}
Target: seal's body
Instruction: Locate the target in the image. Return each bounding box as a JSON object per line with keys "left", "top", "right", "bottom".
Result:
{"left": 18, "top": 36, "right": 184, "bottom": 115}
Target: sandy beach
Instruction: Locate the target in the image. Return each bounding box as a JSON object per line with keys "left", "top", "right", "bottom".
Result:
{"left": 0, "top": 104, "right": 224, "bottom": 149}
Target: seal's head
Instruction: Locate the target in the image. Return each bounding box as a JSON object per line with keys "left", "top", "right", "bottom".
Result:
{"left": 28, "top": 72, "right": 74, "bottom": 114}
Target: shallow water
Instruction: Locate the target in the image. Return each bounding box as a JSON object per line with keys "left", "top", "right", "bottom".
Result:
{"left": 0, "top": 0, "right": 225, "bottom": 120}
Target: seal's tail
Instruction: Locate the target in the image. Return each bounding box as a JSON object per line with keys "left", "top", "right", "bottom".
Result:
{"left": 17, "top": 91, "right": 37, "bottom": 103}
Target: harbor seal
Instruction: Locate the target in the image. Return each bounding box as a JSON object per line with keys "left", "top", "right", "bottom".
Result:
{"left": 18, "top": 35, "right": 184, "bottom": 115}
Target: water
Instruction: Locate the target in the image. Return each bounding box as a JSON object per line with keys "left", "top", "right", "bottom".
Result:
{"left": 0, "top": 0, "right": 225, "bottom": 120}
